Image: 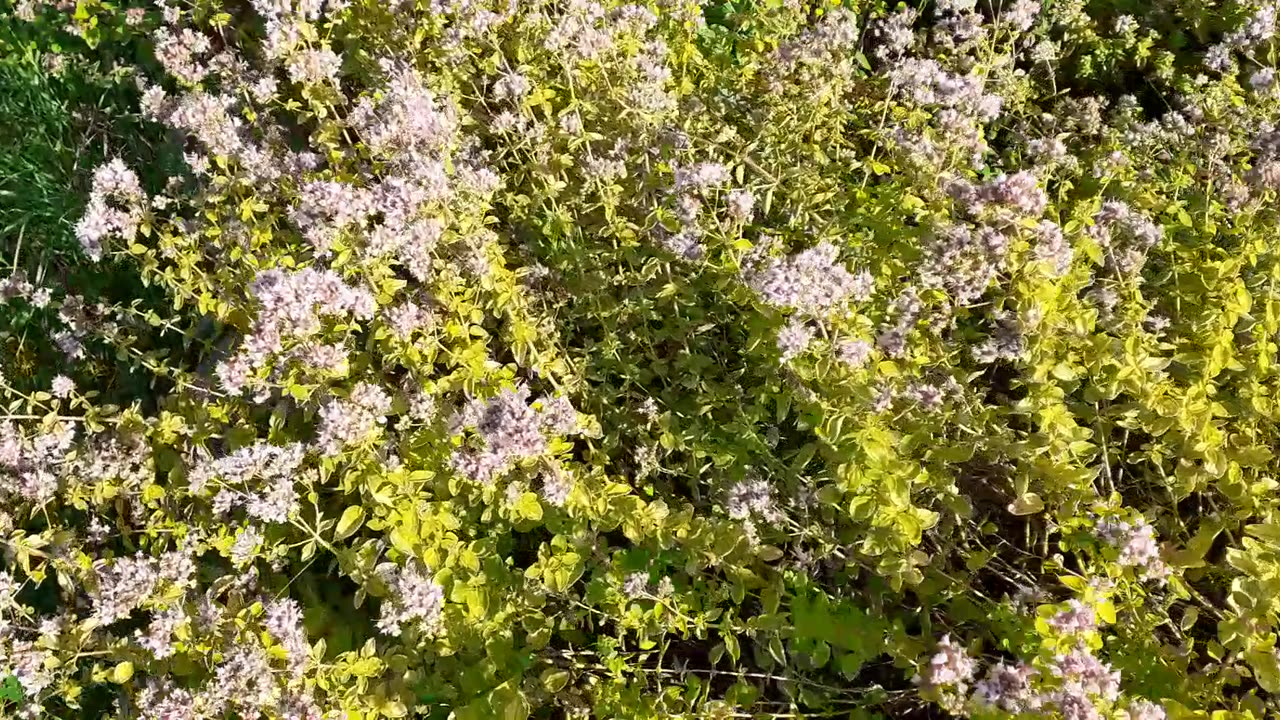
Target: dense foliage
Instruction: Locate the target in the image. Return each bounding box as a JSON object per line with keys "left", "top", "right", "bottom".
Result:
{"left": 5, "top": 0, "right": 1280, "bottom": 717}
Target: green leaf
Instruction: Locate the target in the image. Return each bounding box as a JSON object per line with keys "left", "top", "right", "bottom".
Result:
{"left": 1060, "top": 575, "right": 1088, "bottom": 592}
{"left": 1248, "top": 649, "right": 1280, "bottom": 693}
{"left": 1181, "top": 607, "right": 1199, "bottom": 632}
{"left": 389, "top": 525, "right": 417, "bottom": 556}
{"left": 541, "top": 670, "right": 570, "bottom": 693}
{"left": 1246, "top": 523, "right": 1280, "bottom": 545}
{"left": 838, "top": 651, "right": 865, "bottom": 677}
{"left": 724, "top": 632, "right": 740, "bottom": 664}
{"left": 810, "top": 640, "right": 831, "bottom": 669}
{"left": 790, "top": 442, "right": 817, "bottom": 472}
{"left": 492, "top": 687, "right": 529, "bottom": 720}
{"left": 516, "top": 492, "right": 543, "bottom": 522}
{"left": 380, "top": 700, "right": 408, "bottom": 718}
{"left": 775, "top": 392, "right": 791, "bottom": 423}
{"left": 334, "top": 505, "right": 366, "bottom": 541}
{"left": 757, "top": 545, "right": 783, "bottom": 562}
{"left": 1007, "top": 493, "right": 1044, "bottom": 516}
{"left": 1096, "top": 600, "right": 1116, "bottom": 624}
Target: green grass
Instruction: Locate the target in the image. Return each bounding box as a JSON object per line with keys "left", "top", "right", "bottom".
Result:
{"left": 0, "top": 19, "right": 188, "bottom": 401}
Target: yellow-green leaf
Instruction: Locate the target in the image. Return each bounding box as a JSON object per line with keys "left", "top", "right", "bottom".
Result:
{"left": 516, "top": 492, "right": 543, "bottom": 522}
{"left": 335, "top": 505, "right": 366, "bottom": 541}
{"left": 1007, "top": 493, "right": 1044, "bottom": 516}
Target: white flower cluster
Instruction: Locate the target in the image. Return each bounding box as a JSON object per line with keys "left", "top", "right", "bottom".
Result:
{"left": 316, "top": 382, "right": 394, "bottom": 455}
{"left": 746, "top": 241, "right": 874, "bottom": 316}
{"left": 376, "top": 562, "right": 445, "bottom": 636}
{"left": 75, "top": 159, "right": 149, "bottom": 262}
{"left": 449, "top": 386, "right": 581, "bottom": 484}
{"left": 216, "top": 268, "right": 375, "bottom": 394}
{"left": 1096, "top": 515, "right": 1170, "bottom": 582}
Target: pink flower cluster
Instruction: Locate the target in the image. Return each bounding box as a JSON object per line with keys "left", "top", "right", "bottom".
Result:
{"left": 75, "top": 160, "right": 149, "bottom": 262}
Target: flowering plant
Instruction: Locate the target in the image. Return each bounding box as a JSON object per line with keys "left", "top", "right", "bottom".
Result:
{"left": 5, "top": 0, "right": 1280, "bottom": 718}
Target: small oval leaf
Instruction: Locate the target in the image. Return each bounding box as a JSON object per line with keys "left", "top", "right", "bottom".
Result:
{"left": 1008, "top": 493, "right": 1044, "bottom": 516}
{"left": 335, "top": 506, "right": 366, "bottom": 541}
